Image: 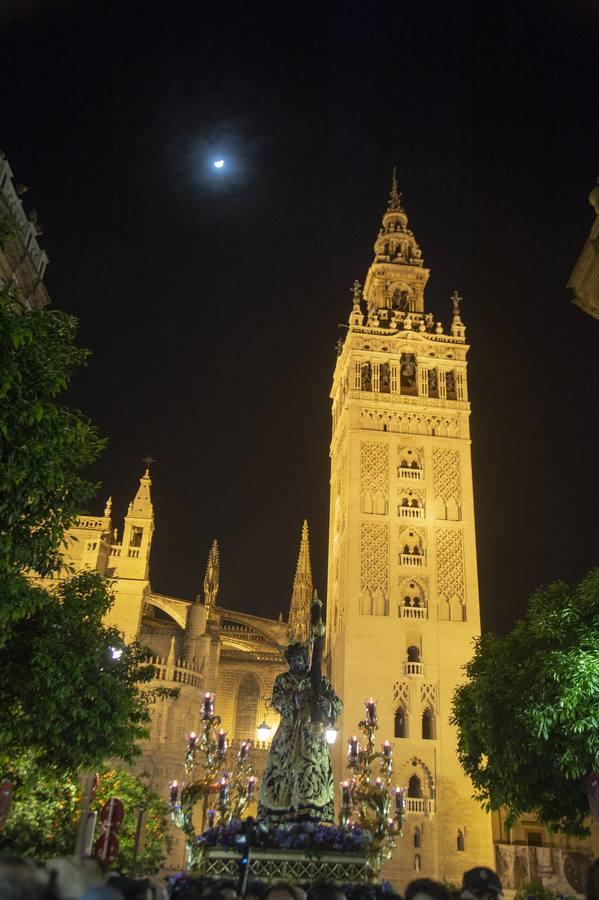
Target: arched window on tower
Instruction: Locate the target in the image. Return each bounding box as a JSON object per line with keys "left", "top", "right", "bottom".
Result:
{"left": 407, "top": 645, "right": 420, "bottom": 663}
{"left": 413, "top": 826, "right": 421, "bottom": 848}
{"left": 394, "top": 706, "right": 408, "bottom": 738}
{"left": 422, "top": 708, "right": 435, "bottom": 740}
{"left": 408, "top": 774, "right": 423, "bottom": 798}
{"left": 457, "top": 830, "right": 465, "bottom": 852}
{"left": 413, "top": 854, "right": 422, "bottom": 872}
{"left": 234, "top": 674, "right": 260, "bottom": 741}
{"left": 446, "top": 369, "right": 457, "bottom": 401}
{"left": 400, "top": 353, "right": 418, "bottom": 396}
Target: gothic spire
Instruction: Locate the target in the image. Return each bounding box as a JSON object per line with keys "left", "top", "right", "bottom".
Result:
{"left": 127, "top": 468, "right": 153, "bottom": 518}
{"left": 288, "top": 519, "right": 313, "bottom": 643}
{"left": 203, "top": 539, "right": 220, "bottom": 608}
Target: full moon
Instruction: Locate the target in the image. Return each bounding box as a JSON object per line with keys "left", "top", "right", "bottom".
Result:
{"left": 214, "top": 159, "right": 224, "bottom": 169}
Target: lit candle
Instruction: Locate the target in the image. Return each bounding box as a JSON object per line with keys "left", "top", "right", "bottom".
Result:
{"left": 217, "top": 730, "right": 227, "bottom": 752}
{"left": 365, "top": 698, "right": 377, "bottom": 725}
{"left": 375, "top": 777, "right": 383, "bottom": 790}
{"left": 189, "top": 731, "right": 197, "bottom": 749}
{"left": 238, "top": 741, "right": 249, "bottom": 761}
{"left": 341, "top": 780, "right": 351, "bottom": 807}
{"left": 202, "top": 692, "right": 214, "bottom": 717}
{"left": 395, "top": 786, "right": 405, "bottom": 814}
{"left": 382, "top": 741, "right": 392, "bottom": 758}
{"left": 247, "top": 776, "right": 257, "bottom": 799}
{"left": 219, "top": 776, "right": 229, "bottom": 803}
{"left": 169, "top": 780, "right": 178, "bottom": 804}
{"left": 207, "top": 809, "right": 216, "bottom": 828}
{"left": 348, "top": 736, "right": 359, "bottom": 761}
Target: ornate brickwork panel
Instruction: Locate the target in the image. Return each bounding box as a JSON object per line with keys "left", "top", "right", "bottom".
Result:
{"left": 360, "top": 522, "right": 389, "bottom": 595}
{"left": 420, "top": 682, "right": 438, "bottom": 712}
{"left": 436, "top": 528, "right": 465, "bottom": 604}
{"left": 393, "top": 680, "right": 410, "bottom": 710}
{"left": 433, "top": 449, "right": 461, "bottom": 503}
{"left": 360, "top": 441, "right": 389, "bottom": 514}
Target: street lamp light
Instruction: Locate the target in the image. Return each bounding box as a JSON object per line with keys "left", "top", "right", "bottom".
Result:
{"left": 256, "top": 721, "right": 271, "bottom": 743}
{"left": 325, "top": 726, "right": 338, "bottom": 745}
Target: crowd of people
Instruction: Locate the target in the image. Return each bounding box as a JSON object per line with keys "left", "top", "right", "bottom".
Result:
{"left": 2, "top": 857, "right": 599, "bottom": 900}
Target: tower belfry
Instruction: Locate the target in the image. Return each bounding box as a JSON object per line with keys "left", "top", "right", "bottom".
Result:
{"left": 326, "top": 174, "right": 492, "bottom": 884}
{"left": 288, "top": 519, "right": 313, "bottom": 643}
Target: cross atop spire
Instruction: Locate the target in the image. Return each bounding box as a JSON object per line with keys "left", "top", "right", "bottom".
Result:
{"left": 387, "top": 167, "right": 403, "bottom": 212}
{"left": 288, "top": 519, "right": 313, "bottom": 643}
{"left": 142, "top": 454, "right": 156, "bottom": 477}
{"left": 203, "top": 539, "right": 220, "bottom": 608}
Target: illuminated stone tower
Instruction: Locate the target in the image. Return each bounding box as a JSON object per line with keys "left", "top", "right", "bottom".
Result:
{"left": 326, "top": 173, "right": 493, "bottom": 884}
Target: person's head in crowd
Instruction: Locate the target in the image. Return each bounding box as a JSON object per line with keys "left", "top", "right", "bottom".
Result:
{"left": 46, "top": 857, "right": 105, "bottom": 900}
{"left": 406, "top": 878, "right": 450, "bottom": 900}
{"left": 80, "top": 888, "right": 124, "bottom": 900}
{"left": 587, "top": 859, "right": 599, "bottom": 900}
{"left": 0, "top": 853, "right": 49, "bottom": 900}
{"left": 460, "top": 868, "right": 502, "bottom": 900}
{"left": 264, "top": 882, "right": 303, "bottom": 900}
{"left": 307, "top": 882, "right": 347, "bottom": 900}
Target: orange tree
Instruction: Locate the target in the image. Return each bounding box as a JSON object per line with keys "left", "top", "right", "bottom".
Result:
{"left": 1, "top": 761, "right": 171, "bottom": 874}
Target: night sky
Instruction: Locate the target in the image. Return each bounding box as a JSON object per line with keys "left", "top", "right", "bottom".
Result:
{"left": 2, "top": 0, "right": 598, "bottom": 635}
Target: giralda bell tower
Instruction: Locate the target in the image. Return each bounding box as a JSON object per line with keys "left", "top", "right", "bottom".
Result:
{"left": 325, "top": 173, "right": 493, "bottom": 884}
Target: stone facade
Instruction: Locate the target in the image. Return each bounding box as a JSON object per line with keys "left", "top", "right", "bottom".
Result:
{"left": 325, "top": 173, "right": 494, "bottom": 886}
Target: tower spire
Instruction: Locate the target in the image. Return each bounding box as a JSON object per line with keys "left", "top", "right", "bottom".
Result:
{"left": 128, "top": 467, "right": 153, "bottom": 518}
{"left": 288, "top": 519, "right": 313, "bottom": 643}
{"left": 203, "top": 539, "right": 220, "bottom": 608}
{"left": 387, "top": 166, "right": 403, "bottom": 212}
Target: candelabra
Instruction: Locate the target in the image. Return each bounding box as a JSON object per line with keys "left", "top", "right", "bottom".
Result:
{"left": 169, "top": 692, "right": 257, "bottom": 871}
{"left": 339, "top": 698, "right": 405, "bottom": 881}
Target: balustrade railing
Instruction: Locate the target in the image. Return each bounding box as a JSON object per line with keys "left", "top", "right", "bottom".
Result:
{"left": 398, "top": 468, "right": 422, "bottom": 481}
{"left": 398, "top": 506, "right": 424, "bottom": 519}
{"left": 400, "top": 554, "right": 424, "bottom": 567}
{"left": 404, "top": 661, "right": 424, "bottom": 676}
{"left": 401, "top": 606, "right": 427, "bottom": 620}
{"left": 405, "top": 797, "right": 435, "bottom": 815}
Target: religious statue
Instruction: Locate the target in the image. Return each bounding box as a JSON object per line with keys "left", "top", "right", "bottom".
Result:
{"left": 257, "top": 641, "right": 342, "bottom": 824}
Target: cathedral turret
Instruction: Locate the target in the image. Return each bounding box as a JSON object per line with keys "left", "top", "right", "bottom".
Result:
{"left": 113, "top": 466, "right": 155, "bottom": 581}
{"left": 288, "top": 519, "right": 313, "bottom": 643}
{"left": 203, "top": 539, "right": 220, "bottom": 609}
{"left": 103, "top": 465, "right": 155, "bottom": 643}
{"left": 182, "top": 540, "right": 218, "bottom": 666}
{"left": 363, "top": 169, "right": 430, "bottom": 324}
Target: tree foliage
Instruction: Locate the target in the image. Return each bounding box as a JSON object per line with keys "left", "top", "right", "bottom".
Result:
{"left": 0, "top": 282, "right": 176, "bottom": 772}
{"left": 0, "top": 571, "right": 168, "bottom": 773}
{"left": 452, "top": 569, "right": 599, "bottom": 835}
{"left": 0, "top": 281, "right": 104, "bottom": 632}
{"left": 1, "top": 759, "right": 171, "bottom": 875}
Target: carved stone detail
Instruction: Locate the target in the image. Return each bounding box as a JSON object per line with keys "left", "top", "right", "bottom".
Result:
{"left": 360, "top": 522, "right": 389, "bottom": 596}
{"left": 393, "top": 680, "right": 410, "bottom": 711}
{"left": 433, "top": 449, "right": 461, "bottom": 520}
{"left": 420, "top": 682, "right": 438, "bottom": 713}
{"left": 436, "top": 528, "right": 465, "bottom": 618}
{"left": 360, "top": 442, "right": 389, "bottom": 514}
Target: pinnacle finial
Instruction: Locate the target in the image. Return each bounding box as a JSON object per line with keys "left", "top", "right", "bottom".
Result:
{"left": 288, "top": 519, "right": 313, "bottom": 644}
{"left": 203, "top": 539, "right": 220, "bottom": 608}
{"left": 351, "top": 280, "right": 362, "bottom": 308}
{"left": 104, "top": 496, "right": 112, "bottom": 518}
{"left": 451, "top": 290, "right": 463, "bottom": 318}
{"left": 387, "top": 167, "right": 402, "bottom": 212}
